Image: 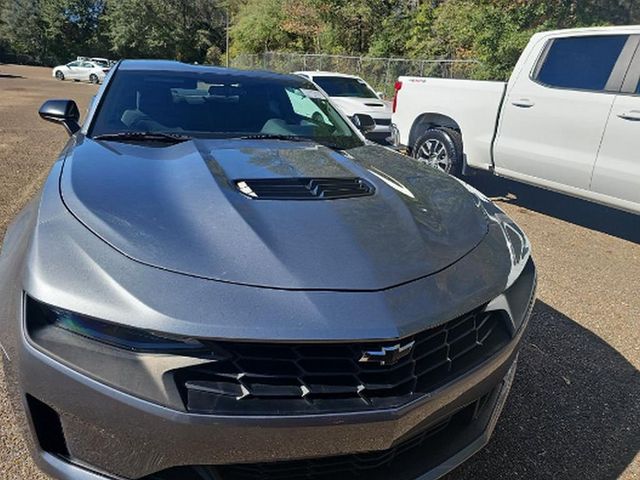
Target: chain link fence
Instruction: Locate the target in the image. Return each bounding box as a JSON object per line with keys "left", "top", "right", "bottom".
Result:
{"left": 232, "top": 52, "right": 480, "bottom": 96}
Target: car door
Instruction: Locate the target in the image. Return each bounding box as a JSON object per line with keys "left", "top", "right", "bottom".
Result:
{"left": 78, "top": 62, "right": 94, "bottom": 81}
{"left": 494, "top": 34, "right": 635, "bottom": 191}
{"left": 590, "top": 36, "right": 640, "bottom": 211}
{"left": 65, "top": 61, "right": 82, "bottom": 79}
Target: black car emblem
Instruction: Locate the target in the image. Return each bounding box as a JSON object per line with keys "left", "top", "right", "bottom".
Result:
{"left": 359, "top": 340, "right": 415, "bottom": 366}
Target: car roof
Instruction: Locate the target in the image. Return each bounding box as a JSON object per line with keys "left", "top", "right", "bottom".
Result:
{"left": 294, "top": 71, "right": 363, "bottom": 80}
{"left": 533, "top": 24, "right": 640, "bottom": 39}
{"left": 120, "top": 59, "right": 306, "bottom": 83}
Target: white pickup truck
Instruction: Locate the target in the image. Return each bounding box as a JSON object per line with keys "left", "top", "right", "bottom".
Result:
{"left": 391, "top": 26, "right": 640, "bottom": 214}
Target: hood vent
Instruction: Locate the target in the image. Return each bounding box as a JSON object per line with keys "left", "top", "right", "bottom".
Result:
{"left": 364, "top": 102, "right": 385, "bottom": 107}
{"left": 236, "top": 177, "right": 375, "bottom": 200}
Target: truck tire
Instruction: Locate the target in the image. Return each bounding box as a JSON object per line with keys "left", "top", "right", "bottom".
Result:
{"left": 412, "top": 127, "right": 463, "bottom": 176}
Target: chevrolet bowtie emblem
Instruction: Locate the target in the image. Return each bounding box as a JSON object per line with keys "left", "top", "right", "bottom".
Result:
{"left": 359, "top": 341, "right": 415, "bottom": 366}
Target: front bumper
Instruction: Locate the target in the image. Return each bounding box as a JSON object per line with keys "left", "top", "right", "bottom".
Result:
{"left": 18, "top": 312, "right": 528, "bottom": 480}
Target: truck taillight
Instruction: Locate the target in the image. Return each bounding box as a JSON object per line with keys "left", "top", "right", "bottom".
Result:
{"left": 392, "top": 80, "right": 402, "bottom": 113}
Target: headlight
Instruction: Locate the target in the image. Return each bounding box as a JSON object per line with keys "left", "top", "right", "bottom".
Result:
{"left": 26, "top": 296, "right": 207, "bottom": 354}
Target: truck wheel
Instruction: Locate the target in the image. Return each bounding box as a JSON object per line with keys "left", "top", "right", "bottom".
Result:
{"left": 413, "top": 127, "right": 463, "bottom": 176}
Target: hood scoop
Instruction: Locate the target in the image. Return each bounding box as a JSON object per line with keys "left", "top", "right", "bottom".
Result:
{"left": 236, "top": 177, "right": 375, "bottom": 200}
{"left": 364, "top": 103, "right": 385, "bottom": 107}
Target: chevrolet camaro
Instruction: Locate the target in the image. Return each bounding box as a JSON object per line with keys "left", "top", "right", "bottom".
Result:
{"left": 0, "top": 60, "right": 536, "bottom": 480}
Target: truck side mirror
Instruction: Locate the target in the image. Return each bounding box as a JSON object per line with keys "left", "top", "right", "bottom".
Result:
{"left": 351, "top": 113, "right": 376, "bottom": 134}
{"left": 39, "top": 99, "right": 80, "bottom": 135}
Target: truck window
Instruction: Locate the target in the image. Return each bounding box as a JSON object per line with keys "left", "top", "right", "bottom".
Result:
{"left": 534, "top": 35, "right": 628, "bottom": 91}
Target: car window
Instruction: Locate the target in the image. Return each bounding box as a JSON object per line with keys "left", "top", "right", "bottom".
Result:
{"left": 81, "top": 62, "right": 93, "bottom": 68}
{"left": 535, "top": 35, "right": 628, "bottom": 91}
{"left": 312, "top": 76, "right": 378, "bottom": 98}
{"left": 67, "top": 61, "right": 81, "bottom": 67}
{"left": 286, "top": 87, "right": 331, "bottom": 124}
{"left": 90, "top": 69, "right": 363, "bottom": 149}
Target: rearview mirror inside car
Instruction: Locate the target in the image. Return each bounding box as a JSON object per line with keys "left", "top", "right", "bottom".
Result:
{"left": 351, "top": 113, "right": 376, "bottom": 134}
{"left": 39, "top": 99, "right": 80, "bottom": 135}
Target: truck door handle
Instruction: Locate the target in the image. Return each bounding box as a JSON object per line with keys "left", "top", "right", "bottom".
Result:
{"left": 618, "top": 110, "right": 640, "bottom": 121}
{"left": 511, "top": 99, "right": 535, "bottom": 108}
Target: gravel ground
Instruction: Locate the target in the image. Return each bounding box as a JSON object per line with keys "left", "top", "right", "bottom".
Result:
{"left": 0, "top": 64, "right": 638, "bottom": 480}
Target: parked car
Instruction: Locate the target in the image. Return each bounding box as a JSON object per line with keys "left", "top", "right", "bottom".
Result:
{"left": 391, "top": 25, "right": 640, "bottom": 215}
{"left": 52, "top": 60, "right": 109, "bottom": 83}
{"left": 295, "top": 70, "right": 392, "bottom": 142}
{"left": 0, "top": 60, "right": 536, "bottom": 480}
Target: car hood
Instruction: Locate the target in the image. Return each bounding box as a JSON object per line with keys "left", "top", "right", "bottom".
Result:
{"left": 329, "top": 97, "right": 391, "bottom": 117}
{"left": 60, "top": 138, "right": 488, "bottom": 291}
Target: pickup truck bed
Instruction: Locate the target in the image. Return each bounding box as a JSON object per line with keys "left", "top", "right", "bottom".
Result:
{"left": 393, "top": 78, "right": 506, "bottom": 171}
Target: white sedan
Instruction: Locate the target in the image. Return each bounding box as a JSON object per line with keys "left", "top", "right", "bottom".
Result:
{"left": 294, "top": 71, "right": 392, "bottom": 142}
{"left": 52, "top": 60, "right": 109, "bottom": 84}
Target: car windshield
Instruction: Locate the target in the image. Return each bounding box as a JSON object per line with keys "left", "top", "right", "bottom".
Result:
{"left": 312, "top": 76, "right": 378, "bottom": 99}
{"left": 90, "top": 69, "right": 363, "bottom": 149}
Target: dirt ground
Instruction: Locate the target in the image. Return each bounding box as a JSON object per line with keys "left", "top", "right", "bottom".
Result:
{"left": 0, "top": 63, "right": 638, "bottom": 480}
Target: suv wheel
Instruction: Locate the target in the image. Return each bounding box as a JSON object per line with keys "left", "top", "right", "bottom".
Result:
{"left": 413, "top": 127, "right": 463, "bottom": 176}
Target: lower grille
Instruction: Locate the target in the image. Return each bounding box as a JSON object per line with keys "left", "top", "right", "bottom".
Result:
{"left": 174, "top": 307, "right": 510, "bottom": 415}
{"left": 144, "top": 392, "right": 494, "bottom": 480}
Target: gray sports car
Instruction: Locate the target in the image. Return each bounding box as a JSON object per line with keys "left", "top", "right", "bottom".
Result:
{"left": 0, "top": 61, "right": 536, "bottom": 480}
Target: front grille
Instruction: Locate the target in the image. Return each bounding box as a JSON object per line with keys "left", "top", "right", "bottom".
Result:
{"left": 174, "top": 307, "right": 510, "bottom": 415}
{"left": 144, "top": 392, "right": 494, "bottom": 480}
{"left": 235, "top": 177, "right": 375, "bottom": 200}
{"left": 373, "top": 118, "right": 391, "bottom": 126}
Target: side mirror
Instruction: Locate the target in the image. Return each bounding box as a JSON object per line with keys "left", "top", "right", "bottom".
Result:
{"left": 351, "top": 113, "right": 376, "bottom": 134}
{"left": 39, "top": 99, "right": 80, "bottom": 135}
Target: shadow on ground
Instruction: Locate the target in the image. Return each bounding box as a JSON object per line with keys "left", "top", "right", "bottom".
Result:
{"left": 443, "top": 301, "right": 639, "bottom": 480}
{"left": 467, "top": 174, "right": 640, "bottom": 244}
{"left": 0, "top": 73, "right": 24, "bottom": 79}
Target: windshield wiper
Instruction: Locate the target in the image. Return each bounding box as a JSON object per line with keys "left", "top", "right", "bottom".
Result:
{"left": 92, "top": 132, "right": 192, "bottom": 143}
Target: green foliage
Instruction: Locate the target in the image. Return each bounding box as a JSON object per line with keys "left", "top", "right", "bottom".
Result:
{"left": 1, "top": 0, "right": 48, "bottom": 60}
{"left": 1, "top": 0, "right": 639, "bottom": 77}
{"left": 231, "top": 0, "right": 291, "bottom": 54}
{"left": 41, "top": 0, "right": 107, "bottom": 60}
{"left": 105, "top": 0, "right": 225, "bottom": 62}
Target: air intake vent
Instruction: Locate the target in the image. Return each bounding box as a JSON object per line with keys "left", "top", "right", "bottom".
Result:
{"left": 236, "top": 177, "right": 375, "bottom": 200}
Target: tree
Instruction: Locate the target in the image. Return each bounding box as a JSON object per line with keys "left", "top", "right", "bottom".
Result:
{"left": 105, "top": 0, "right": 225, "bottom": 62}
{"left": 1, "top": 0, "right": 48, "bottom": 60}
{"left": 40, "top": 0, "right": 106, "bottom": 60}
{"left": 230, "top": 0, "right": 292, "bottom": 53}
